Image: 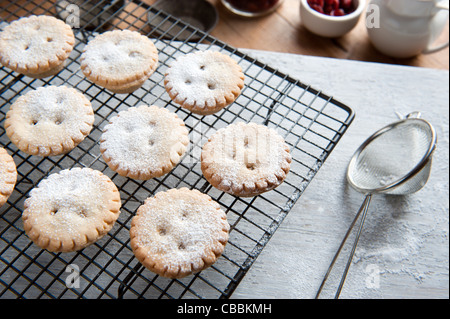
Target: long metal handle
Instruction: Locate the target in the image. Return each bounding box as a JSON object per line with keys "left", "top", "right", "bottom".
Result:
{"left": 315, "top": 194, "right": 372, "bottom": 299}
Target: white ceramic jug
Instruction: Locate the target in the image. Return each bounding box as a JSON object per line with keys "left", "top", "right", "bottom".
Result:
{"left": 366, "top": 0, "right": 449, "bottom": 58}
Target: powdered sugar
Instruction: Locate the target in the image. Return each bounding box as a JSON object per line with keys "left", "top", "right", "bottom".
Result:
{"left": 202, "top": 122, "right": 292, "bottom": 196}
{"left": 165, "top": 50, "right": 244, "bottom": 114}
{"left": 23, "top": 167, "right": 119, "bottom": 240}
{"left": 0, "top": 15, "right": 74, "bottom": 73}
{"left": 5, "top": 86, "right": 94, "bottom": 156}
{"left": 131, "top": 188, "right": 229, "bottom": 277}
{"left": 80, "top": 29, "right": 158, "bottom": 85}
{"left": 0, "top": 148, "right": 17, "bottom": 203}
{"left": 100, "top": 105, "right": 189, "bottom": 180}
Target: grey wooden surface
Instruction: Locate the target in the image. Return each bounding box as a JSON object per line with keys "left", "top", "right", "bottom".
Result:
{"left": 231, "top": 50, "right": 449, "bottom": 299}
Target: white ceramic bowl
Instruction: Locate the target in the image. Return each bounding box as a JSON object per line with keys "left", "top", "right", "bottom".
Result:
{"left": 300, "top": 0, "right": 366, "bottom": 38}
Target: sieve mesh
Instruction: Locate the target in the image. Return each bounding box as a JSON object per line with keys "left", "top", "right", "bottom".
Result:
{"left": 347, "top": 119, "right": 435, "bottom": 194}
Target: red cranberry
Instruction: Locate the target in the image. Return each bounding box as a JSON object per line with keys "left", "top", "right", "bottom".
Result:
{"left": 307, "top": 0, "right": 324, "bottom": 7}
{"left": 310, "top": 3, "right": 324, "bottom": 13}
{"left": 330, "top": 8, "right": 345, "bottom": 16}
{"left": 307, "top": 0, "right": 355, "bottom": 16}
{"left": 340, "top": 0, "right": 353, "bottom": 10}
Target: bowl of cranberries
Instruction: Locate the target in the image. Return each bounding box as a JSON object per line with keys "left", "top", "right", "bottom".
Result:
{"left": 300, "top": 0, "right": 366, "bottom": 38}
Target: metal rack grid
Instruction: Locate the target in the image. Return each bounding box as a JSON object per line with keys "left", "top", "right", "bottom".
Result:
{"left": 0, "top": 0, "right": 354, "bottom": 299}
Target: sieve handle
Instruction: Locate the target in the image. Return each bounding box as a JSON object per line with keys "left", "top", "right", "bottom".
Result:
{"left": 315, "top": 194, "right": 372, "bottom": 299}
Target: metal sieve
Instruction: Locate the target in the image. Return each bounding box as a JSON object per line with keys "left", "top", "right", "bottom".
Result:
{"left": 316, "top": 112, "right": 437, "bottom": 299}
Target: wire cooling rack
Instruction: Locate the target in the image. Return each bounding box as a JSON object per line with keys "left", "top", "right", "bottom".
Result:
{"left": 0, "top": 0, "right": 354, "bottom": 299}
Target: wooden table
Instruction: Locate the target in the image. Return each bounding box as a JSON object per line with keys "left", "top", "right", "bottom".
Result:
{"left": 207, "top": 0, "right": 449, "bottom": 70}
{"left": 139, "top": 0, "right": 449, "bottom": 70}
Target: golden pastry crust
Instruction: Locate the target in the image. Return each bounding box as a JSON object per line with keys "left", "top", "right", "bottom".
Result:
{"left": 4, "top": 86, "right": 95, "bottom": 157}
{"left": 201, "top": 122, "right": 292, "bottom": 197}
{"left": 164, "top": 51, "right": 245, "bottom": 115}
{"left": 130, "top": 188, "right": 230, "bottom": 279}
{"left": 0, "top": 15, "right": 75, "bottom": 78}
{"left": 100, "top": 105, "right": 189, "bottom": 180}
{"left": 80, "top": 30, "right": 159, "bottom": 93}
{"left": 22, "top": 167, "right": 122, "bottom": 252}
{"left": 0, "top": 148, "right": 17, "bottom": 207}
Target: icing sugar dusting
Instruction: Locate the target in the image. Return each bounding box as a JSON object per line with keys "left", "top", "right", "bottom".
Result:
{"left": 0, "top": 149, "right": 16, "bottom": 196}
{"left": 132, "top": 188, "right": 229, "bottom": 269}
{"left": 6, "top": 86, "right": 94, "bottom": 152}
{"left": 24, "top": 168, "right": 115, "bottom": 239}
{"left": 100, "top": 105, "right": 188, "bottom": 177}
{"left": 81, "top": 30, "right": 158, "bottom": 83}
{"left": 0, "top": 15, "right": 74, "bottom": 68}
{"left": 165, "top": 51, "right": 244, "bottom": 108}
{"left": 203, "top": 122, "right": 291, "bottom": 186}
